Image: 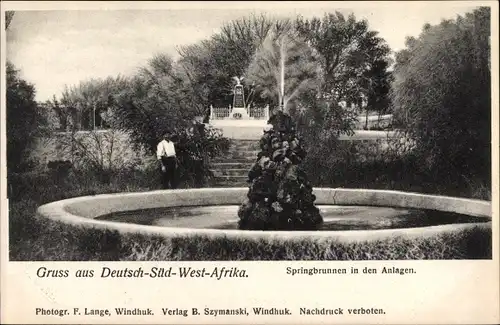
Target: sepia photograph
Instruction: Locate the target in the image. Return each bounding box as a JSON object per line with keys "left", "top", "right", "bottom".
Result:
{"left": 4, "top": 1, "right": 494, "bottom": 263}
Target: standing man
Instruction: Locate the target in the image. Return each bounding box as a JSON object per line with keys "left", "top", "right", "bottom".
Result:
{"left": 157, "top": 133, "right": 177, "bottom": 189}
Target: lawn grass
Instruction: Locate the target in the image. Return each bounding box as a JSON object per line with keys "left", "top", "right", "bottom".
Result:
{"left": 8, "top": 169, "right": 493, "bottom": 261}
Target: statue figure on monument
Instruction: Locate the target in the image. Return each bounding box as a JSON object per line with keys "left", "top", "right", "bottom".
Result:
{"left": 232, "top": 76, "right": 244, "bottom": 86}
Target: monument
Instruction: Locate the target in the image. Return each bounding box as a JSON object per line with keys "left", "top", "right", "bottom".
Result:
{"left": 209, "top": 77, "right": 269, "bottom": 122}
{"left": 208, "top": 77, "right": 270, "bottom": 139}
{"left": 231, "top": 77, "right": 250, "bottom": 120}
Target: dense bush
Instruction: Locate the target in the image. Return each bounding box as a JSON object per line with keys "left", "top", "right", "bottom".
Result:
{"left": 301, "top": 137, "right": 490, "bottom": 200}
{"left": 391, "top": 7, "right": 491, "bottom": 186}
{"left": 51, "top": 129, "right": 149, "bottom": 184}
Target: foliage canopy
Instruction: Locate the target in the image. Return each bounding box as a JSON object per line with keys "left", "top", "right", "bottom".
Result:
{"left": 6, "top": 62, "right": 47, "bottom": 172}
{"left": 391, "top": 7, "right": 491, "bottom": 181}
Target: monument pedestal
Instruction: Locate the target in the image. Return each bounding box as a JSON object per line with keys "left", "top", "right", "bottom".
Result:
{"left": 230, "top": 106, "right": 250, "bottom": 120}
{"left": 230, "top": 83, "right": 249, "bottom": 120}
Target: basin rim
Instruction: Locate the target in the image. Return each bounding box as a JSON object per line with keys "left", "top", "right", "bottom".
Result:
{"left": 36, "top": 187, "right": 492, "bottom": 243}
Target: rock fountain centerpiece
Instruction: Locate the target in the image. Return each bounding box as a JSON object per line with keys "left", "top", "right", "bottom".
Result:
{"left": 237, "top": 107, "right": 323, "bottom": 230}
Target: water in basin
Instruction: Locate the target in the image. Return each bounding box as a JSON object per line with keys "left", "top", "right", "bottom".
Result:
{"left": 96, "top": 205, "right": 487, "bottom": 231}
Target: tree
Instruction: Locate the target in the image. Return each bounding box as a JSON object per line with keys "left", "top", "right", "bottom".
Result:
{"left": 177, "top": 14, "right": 278, "bottom": 108}
{"left": 111, "top": 54, "right": 198, "bottom": 148}
{"left": 364, "top": 60, "right": 393, "bottom": 129}
{"left": 6, "top": 62, "right": 47, "bottom": 172}
{"left": 296, "top": 12, "right": 392, "bottom": 111}
{"left": 111, "top": 54, "right": 230, "bottom": 186}
{"left": 5, "top": 11, "right": 14, "bottom": 30}
{"left": 58, "top": 76, "right": 129, "bottom": 130}
{"left": 43, "top": 95, "right": 71, "bottom": 131}
{"left": 391, "top": 7, "right": 491, "bottom": 183}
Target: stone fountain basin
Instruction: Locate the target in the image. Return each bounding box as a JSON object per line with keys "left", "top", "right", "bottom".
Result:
{"left": 36, "top": 188, "right": 492, "bottom": 243}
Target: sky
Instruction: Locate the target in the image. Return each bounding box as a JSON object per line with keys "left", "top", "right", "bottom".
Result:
{"left": 5, "top": 2, "right": 480, "bottom": 102}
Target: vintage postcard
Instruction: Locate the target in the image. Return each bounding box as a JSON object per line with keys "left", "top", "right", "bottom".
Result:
{"left": 1, "top": 1, "right": 499, "bottom": 324}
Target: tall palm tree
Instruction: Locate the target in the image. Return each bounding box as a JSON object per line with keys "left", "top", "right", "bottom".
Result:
{"left": 245, "top": 23, "right": 321, "bottom": 113}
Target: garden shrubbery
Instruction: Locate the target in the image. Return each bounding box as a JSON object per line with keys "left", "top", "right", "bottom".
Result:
{"left": 6, "top": 62, "right": 48, "bottom": 176}
{"left": 390, "top": 7, "right": 491, "bottom": 192}
{"left": 301, "top": 137, "right": 490, "bottom": 200}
